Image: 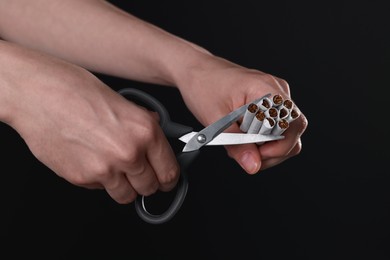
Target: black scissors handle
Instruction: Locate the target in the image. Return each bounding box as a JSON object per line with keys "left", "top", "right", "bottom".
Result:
{"left": 117, "top": 88, "right": 199, "bottom": 224}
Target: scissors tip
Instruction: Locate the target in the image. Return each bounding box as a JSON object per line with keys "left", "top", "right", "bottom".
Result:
{"left": 182, "top": 145, "right": 197, "bottom": 153}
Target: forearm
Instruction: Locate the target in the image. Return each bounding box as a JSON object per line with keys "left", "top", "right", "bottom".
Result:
{"left": 0, "top": 39, "right": 40, "bottom": 124}
{"left": 0, "top": 39, "right": 63, "bottom": 126}
{"left": 0, "top": 0, "right": 213, "bottom": 87}
{"left": 0, "top": 41, "right": 15, "bottom": 123}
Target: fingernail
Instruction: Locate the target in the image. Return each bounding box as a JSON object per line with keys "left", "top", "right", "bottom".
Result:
{"left": 240, "top": 152, "right": 259, "bottom": 174}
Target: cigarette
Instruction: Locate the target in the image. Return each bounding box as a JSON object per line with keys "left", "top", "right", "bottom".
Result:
{"left": 264, "top": 107, "right": 279, "bottom": 120}
{"left": 240, "top": 103, "right": 259, "bottom": 132}
{"left": 247, "top": 110, "right": 266, "bottom": 134}
{"left": 272, "top": 94, "right": 284, "bottom": 107}
{"left": 286, "top": 107, "right": 300, "bottom": 123}
{"left": 256, "top": 97, "right": 272, "bottom": 111}
{"left": 258, "top": 117, "right": 275, "bottom": 135}
{"left": 278, "top": 106, "right": 289, "bottom": 120}
{"left": 271, "top": 118, "right": 289, "bottom": 135}
{"left": 255, "top": 117, "right": 276, "bottom": 145}
{"left": 282, "top": 99, "right": 294, "bottom": 110}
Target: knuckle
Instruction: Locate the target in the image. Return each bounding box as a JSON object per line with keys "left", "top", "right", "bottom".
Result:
{"left": 278, "top": 78, "right": 290, "bottom": 88}
{"left": 113, "top": 147, "right": 146, "bottom": 177}
{"left": 127, "top": 159, "right": 146, "bottom": 177}
{"left": 138, "top": 118, "right": 160, "bottom": 143}
{"left": 297, "top": 114, "right": 309, "bottom": 133}
{"left": 259, "top": 74, "right": 291, "bottom": 94}
{"left": 91, "top": 160, "right": 111, "bottom": 180}
{"left": 159, "top": 163, "right": 180, "bottom": 186}
{"left": 117, "top": 147, "right": 139, "bottom": 166}
{"left": 261, "top": 73, "right": 279, "bottom": 85}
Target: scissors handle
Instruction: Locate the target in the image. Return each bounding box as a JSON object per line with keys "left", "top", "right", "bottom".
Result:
{"left": 117, "top": 88, "right": 198, "bottom": 224}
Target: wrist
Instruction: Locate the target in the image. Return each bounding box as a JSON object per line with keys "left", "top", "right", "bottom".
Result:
{"left": 151, "top": 38, "right": 213, "bottom": 88}
{"left": 167, "top": 44, "right": 238, "bottom": 93}
{"left": 163, "top": 41, "right": 215, "bottom": 89}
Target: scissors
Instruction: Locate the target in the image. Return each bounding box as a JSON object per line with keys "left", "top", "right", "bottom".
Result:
{"left": 117, "top": 88, "right": 284, "bottom": 224}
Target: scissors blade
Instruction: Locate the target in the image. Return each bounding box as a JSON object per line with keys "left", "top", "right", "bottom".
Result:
{"left": 182, "top": 93, "right": 272, "bottom": 152}
{"left": 179, "top": 131, "right": 284, "bottom": 146}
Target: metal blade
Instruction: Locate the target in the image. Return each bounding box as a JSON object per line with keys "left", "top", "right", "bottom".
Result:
{"left": 179, "top": 131, "right": 284, "bottom": 146}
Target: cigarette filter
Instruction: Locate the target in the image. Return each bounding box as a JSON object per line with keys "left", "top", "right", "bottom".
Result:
{"left": 247, "top": 110, "right": 266, "bottom": 134}
{"left": 240, "top": 103, "right": 259, "bottom": 132}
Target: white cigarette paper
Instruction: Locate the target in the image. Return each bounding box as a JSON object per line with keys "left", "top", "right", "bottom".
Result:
{"left": 240, "top": 103, "right": 258, "bottom": 132}
{"left": 286, "top": 107, "right": 300, "bottom": 123}
{"left": 247, "top": 110, "right": 266, "bottom": 134}
{"left": 278, "top": 107, "right": 289, "bottom": 120}
{"left": 258, "top": 117, "right": 275, "bottom": 135}
{"left": 257, "top": 97, "right": 272, "bottom": 111}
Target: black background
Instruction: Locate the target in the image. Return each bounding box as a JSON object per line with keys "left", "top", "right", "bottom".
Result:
{"left": 1, "top": 1, "right": 389, "bottom": 259}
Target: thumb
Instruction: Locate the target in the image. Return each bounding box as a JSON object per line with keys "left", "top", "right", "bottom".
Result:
{"left": 224, "top": 123, "right": 262, "bottom": 174}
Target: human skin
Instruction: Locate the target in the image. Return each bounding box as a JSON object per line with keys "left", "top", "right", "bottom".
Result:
{"left": 0, "top": 0, "right": 308, "bottom": 204}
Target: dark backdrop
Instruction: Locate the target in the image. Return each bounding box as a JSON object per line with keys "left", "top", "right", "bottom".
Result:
{"left": 2, "top": 1, "right": 389, "bottom": 259}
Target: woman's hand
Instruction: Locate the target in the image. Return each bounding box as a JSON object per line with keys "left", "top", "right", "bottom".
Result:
{"left": 0, "top": 41, "right": 179, "bottom": 204}
{"left": 177, "top": 55, "right": 308, "bottom": 174}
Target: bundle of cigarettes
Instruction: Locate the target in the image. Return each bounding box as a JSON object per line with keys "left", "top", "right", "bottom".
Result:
{"left": 239, "top": 94, "right": 300, "bottom": 139}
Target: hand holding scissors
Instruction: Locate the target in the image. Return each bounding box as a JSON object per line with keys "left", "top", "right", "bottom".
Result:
{"left": 118, "top": 88, "right": 284, "bottom": 224}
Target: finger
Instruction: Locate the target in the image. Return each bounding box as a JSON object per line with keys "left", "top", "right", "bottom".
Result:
{"left": 104, "top": 174, "right": 137, "bottom": 204}
{"left": 260, "top": 142, "right": 302, "bottom": 170}
{"left": 146, "top": 128, "right": 180, "bottom": 192}
{"left": 79, "top": 183, "right": 105, "bottom": 189}
{"left": 274, "top": 77, "right": 291, "bottom": 96}
{"left": 259, "top": 111, "right": 307, "bottom": 160}
{"left": 224, "top": 123, "right": 262, "bottom": 174}
{"left": 259, "top": 133, "right": 299, "bottom": 160}
{"left": 125, "top": 156, "right": 160, "bottom": 196}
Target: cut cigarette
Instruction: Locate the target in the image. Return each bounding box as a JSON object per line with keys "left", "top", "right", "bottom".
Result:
{"left": 286, "top": 107, "right": 300, "bottom": 123}
{"left": 272, "top": 94, "right": 284, "bottom": 107}
{"left": 271, "top": 118, "right": 289, "bottom": 135}
{"left": 247, "top": 110, "right": 266, "bottom": 134}
{"left": 240, "top": 103, "right": 259, "bottom": 132}
{"left": 264, "top": 107, "right": 279, "bottom": 119}
{"left": 256, "top": 117, "right": 276, "bottom": 145}
{"left": 256, "top": 97, "right": 272, "bottom": 111}
{"left": 258, "top": 117, "right": 275, "bottom": 135}
{"left": 278, "top": 107, "right": 289, "bottom": 120}
{"left": 282, "top": 99, "right": 294, "bottom": 110}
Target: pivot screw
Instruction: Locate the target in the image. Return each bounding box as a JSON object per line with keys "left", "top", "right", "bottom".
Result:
{"left": 197, "top": 134, "right": 206, "bottom": 143}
